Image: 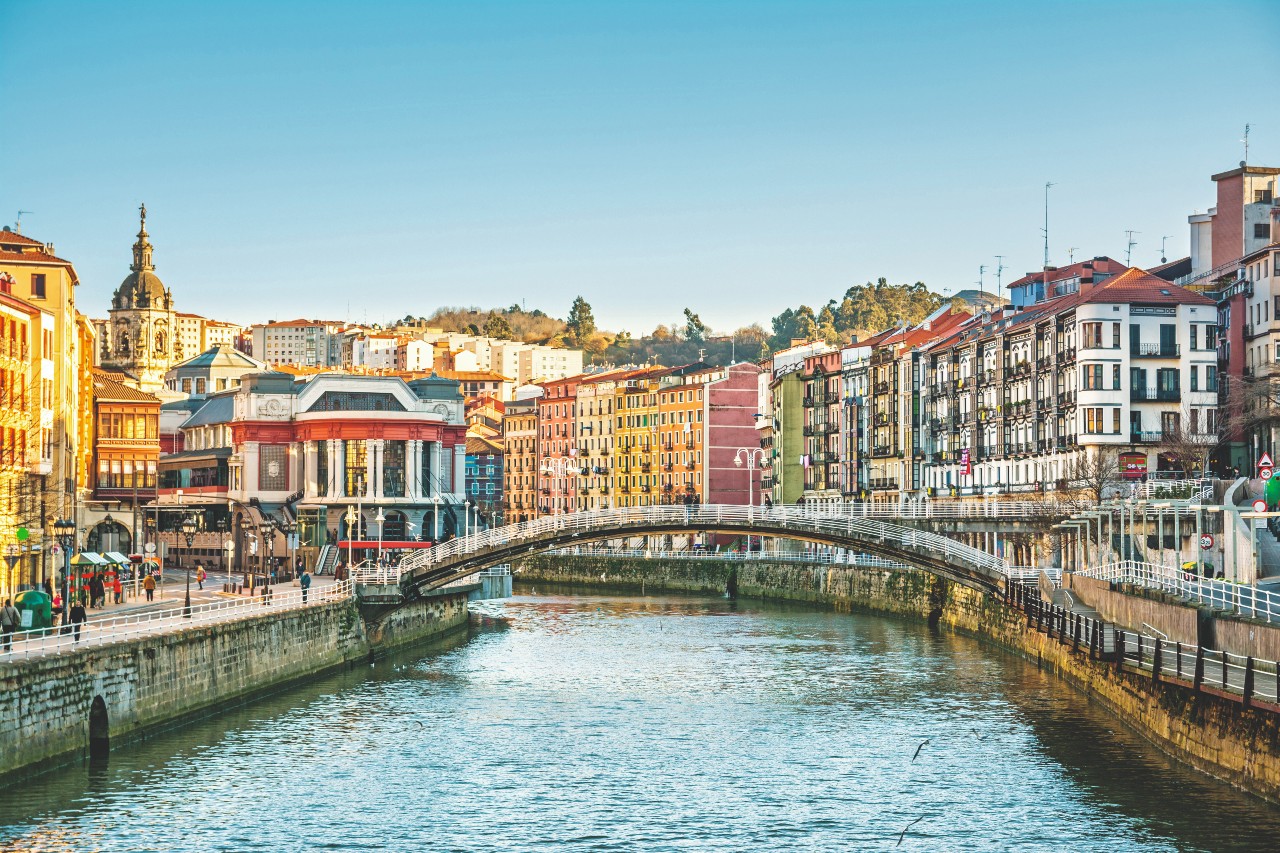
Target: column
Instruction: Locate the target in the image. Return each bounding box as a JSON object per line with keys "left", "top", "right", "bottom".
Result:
{"left": 453, "top": 443, "right": 467, "bottom": 499}
{"left": 373, "top": 439, "right": 385, "bottom": 500}
{"left": 334, "top": 440, "right": 346, "bottom": 497}
{"left": 430, "top": 441, "right": 442, "bottom": 497}
{"left": 409, "top": 440, "right": 423, "bottom": 500}
{"left": 327, "top": 440, "right": 338, "bottom": 498}
{"left": 364, "top": 439, "right": 375, "bottom": 500}
{"left": 305, "top": 441, "right": 318, "bottom": 498}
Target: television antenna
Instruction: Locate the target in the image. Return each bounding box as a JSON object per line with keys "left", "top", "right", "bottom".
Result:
{"left": 1242, "top": 123, "right": 1251, "bottom": 165}
{"left": 1124, "top": 230, "right": 1140, "bottom": 266}
{"left": 994, "top": 255, "right": 1006, "bottom": 293}
{"left": 1160, "top": 235, "right": 1173, "bottom": 264}
{"left": 15, "top": 211, "right": 33, "bottom": 233}
{"left": 976, "top": 264, "right": 985, "bottom": 302}
{"left": 1067, "top": 247, "right": 1080, "bottom": 263}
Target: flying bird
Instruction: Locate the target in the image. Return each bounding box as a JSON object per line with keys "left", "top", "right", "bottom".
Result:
{"left": 911, "top": 739, "right": 930, "bottom": 762}
{"left": 897, "top": 816, "right": 925, "bottom": 847}
{"left": 971, "top": 728, "right": 986, "bottom": 741}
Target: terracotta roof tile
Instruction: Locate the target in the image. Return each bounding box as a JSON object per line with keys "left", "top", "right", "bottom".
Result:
{"left": 0, "top": 231, "right": 45, "bottom": 247}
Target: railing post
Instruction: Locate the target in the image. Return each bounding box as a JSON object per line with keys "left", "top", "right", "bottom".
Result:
{"left": 1222, "top": 651, "right": 1229, "bottom": 691}
{"left": 1089, "top": 618, "right": 1098, "bottom": 660}
{"left": 1115, "top": 631, "right": 1126, "bottom": 669}
{"left": 1152, "top": 639, "right": 1162, "bottom": 683}
{"left": 1193, "top": 645, "right": 1204, "bottom": 691}
{"left": 1243, "top": 656, "right": 1255, "bottom": 707}
{"left": 1175, "top": 642, "right": 1182, "bottom": 680}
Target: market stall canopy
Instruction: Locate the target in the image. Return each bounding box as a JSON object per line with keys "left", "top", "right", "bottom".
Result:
{"left": 71, "top": 552, "right": 110, "bottom": 566}
{"left": 103, "top": 551, "right": 130, "bottom": 564}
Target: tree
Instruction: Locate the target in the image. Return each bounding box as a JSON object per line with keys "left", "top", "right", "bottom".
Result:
{"left": 1158, "top": 404, "right": 1226, "bottom": 479}
{"left": 683, "top": 308, "right": 708, "bottom": 344}
{"left": 1065, "top": 447, "right": 1123, "bottom": 504}
{"left": 482, "top": 312, "right": 514, "bottom": 340}
{"left": 566, "top": 296, "right": 596, "bottom": 345}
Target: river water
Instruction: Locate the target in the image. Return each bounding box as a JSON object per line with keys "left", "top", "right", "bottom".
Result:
{"left": 2, "top": 589, "right": 1279, "bottom": 852}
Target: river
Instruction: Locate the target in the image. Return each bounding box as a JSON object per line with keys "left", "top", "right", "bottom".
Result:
{"left": 2, "top": 589, "right": 1279, "bottom": 851}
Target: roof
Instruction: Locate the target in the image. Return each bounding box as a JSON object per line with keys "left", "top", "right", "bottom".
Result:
{"left": 92, "top": 370, "right": 161, "bottom": 404}
{"left": 1004, "top": 257, "right": 1125, "bottom": 291}
{"left": 1077, "top": 267, "right": 1213, "bottom": 306}
{"left": 258, "top": 318, "right": 344, "bottom": 328}
{"left": 158, "top": 447, "right": 233, "bottom": 465}
{"left": 170, "top": 344, "right": 266, "bottom": 372}
{"left": 0, "top": 249, "right": 77, "bottom": 267}
{"left": 466, "top": 435, "right": 504, "bottom": 455}
{"left": 1212, "top": 165, "right": 1280, "bottom": 182}
{"left": 179, "top": 393, "right": 236, "bottom": 430}
{"left": 0, "top": 229, "right": 45, "bottom": 247}
{"left": 437, "top": 369, "right": 515, "bottom": 382}
{"left": 1149, "top": 256, "right": 1193, "bottom": 282}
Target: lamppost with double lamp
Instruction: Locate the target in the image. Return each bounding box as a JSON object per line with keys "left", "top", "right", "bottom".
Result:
{"left": 239, "top": 518, "right": 255, "bottom": 592}
{"left": 375, "top": 509, "right": 386, "bottom": 563}
{"left": 430, "top": 495, "right": 442, "bottom": 541}
{"left": 282, "top": 520, "right": 297, "bottom": 579}
{"left": 344, "top": 507, "right": 358, "bottom": 567}
{"left": 258, "top": 521, "right": 274, "bottom": 594}
{"left": 50, "top": 518, "right": 76, "bottom": 617}
{"left": 734, "top": 447, "right": 766, "bottom": 552}
{"left": 181, "top": 515, "right": 197, "bottom": 617}
{"left": 213, "top": 518, "right": 229, "bottom": 586}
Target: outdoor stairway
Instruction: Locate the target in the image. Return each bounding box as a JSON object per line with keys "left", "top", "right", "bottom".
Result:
{"left": 316, "top": 544, "right": 339, "bottom": 576}
{"left": 1052, "top": 587, "right": 1117, "bottom": 656}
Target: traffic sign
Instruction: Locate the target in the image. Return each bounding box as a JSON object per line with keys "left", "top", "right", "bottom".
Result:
{"left": 1200, "top": 534, "right": 1214, "bottom": 550}
{"left": 144, "top": 543, "right": 156, "bottom": 554}
{"left": 1254, "top": 499, "right": 1268, "bottom": 513}
{"left": 1261, "top": 452, "right": 1274, "bottom": 468}
{"left": 1263, "top": 467, "right": 1274, "bottom": 481}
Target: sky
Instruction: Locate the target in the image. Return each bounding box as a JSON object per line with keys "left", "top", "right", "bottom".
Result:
{"left": 2, "top": 0, "right": 1278, "bottom": 335}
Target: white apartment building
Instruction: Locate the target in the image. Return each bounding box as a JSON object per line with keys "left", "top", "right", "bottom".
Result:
{"left": 250, "top": 319, "right": 346, "bottom": 366}
{"left": 350, "top": 333, "right": 399, "bottom": 370}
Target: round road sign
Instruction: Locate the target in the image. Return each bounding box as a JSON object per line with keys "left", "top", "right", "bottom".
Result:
{"left": 1254, "top": 499, "right": 1268, "bottom": 513}
{"left": 1200, "top": 534, "right": 1214, "bottom": 550}
{"left": 144, "top": 543, "right": 156, "bottom": 554}
{"left": 1264, "top": 467, "right": 1275, "bottom": 481}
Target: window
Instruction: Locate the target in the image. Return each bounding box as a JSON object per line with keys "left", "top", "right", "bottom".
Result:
{"left": 1112, "top": 408, "right": 1121, "bottom": 433}
{"left": 196, "top": 378, "right": 206, "bottom": 394}
{"left": 31, "top": 274, "right": 46, "bottom": 299}
{"left": 1190, "top": 365, "right": 1199, "bottom": 392}
{"left": 1207, "top": 366, "right": 1218, "bottom": 392}
{"left": 259, "top": 444, "right": 289, "bottom": 491}
{"left": 181, "top": 378, "right": 192, "bottom": 393}
{"left": 1084, "top": 408, "right": 1103, "bottom": 434}
{"left": 1082, "top": 364, "right": 1104, "bottom": 389}
{"left": 1081, "top": 323, "right": 1103, "bottom": 348}
{"left": 1205, "top": 324, "right": 1218, "bottom": 350}
{"left": 1112, "top": 364, "right": 1121, "bottom": 389}
{"left": 1256, "top": 224, "right": 1272, "bottom": 241}
{"left": 1190, "top": 325, "right": 1198, "bottom": 351}
{"left": 1256, "top": 188, "right": 1274, "bottom": 204}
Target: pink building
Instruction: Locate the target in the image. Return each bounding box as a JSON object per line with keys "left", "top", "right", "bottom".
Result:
{"left": 703, "top": 363, "right": 766, "bottom": 506}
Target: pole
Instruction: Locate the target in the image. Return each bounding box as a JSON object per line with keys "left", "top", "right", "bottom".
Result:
{"left": 1196, "top": 508, "right": 1204, "bottom": 578}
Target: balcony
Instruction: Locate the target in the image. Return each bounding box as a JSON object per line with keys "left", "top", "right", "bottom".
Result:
{"left": 1131, "top": 343, "right": 1180, "bottom": 358}
{"left": 1130, "top": 387, "right": 1181, "bottom": 402}
{"left": 686, "top": 462, "right": 696, "bottom": 470}
{"left": 869, "top": 477, "right": 899, "bottom": 491}
{"left": 1059, "top": 347, "right": 1077, "bottom": 363}
{"left": 1056, "top": 390, "right": 1076, "bottom": 407}
{"left": 803, "top": 424, "right": 816, "bottom": 436}
{"left": 1130, "top": 430, "right": 1163, "bottom": 443}
{"left": 873, "top": 381, "right": 890, "bottom": 395}
{"left": 662, "top": 462, "right": 674, "bottom": 471}
{"left": 802, "top": 396, "right": 815, "bottom": 407}
{"left": 825, "top": 390, "right": 841, "bottom": 404}
{"left": 825, "top": 421, "right": 840, "bottom": 433}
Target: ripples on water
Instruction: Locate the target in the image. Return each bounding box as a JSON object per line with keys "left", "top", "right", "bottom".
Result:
{"left": 2, "top": 590, "right": 1279, "bottom": 852}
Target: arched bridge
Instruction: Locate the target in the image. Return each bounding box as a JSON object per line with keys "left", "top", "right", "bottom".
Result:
{"left": 366, "top": 504, "right": 1057, "bottom": 601}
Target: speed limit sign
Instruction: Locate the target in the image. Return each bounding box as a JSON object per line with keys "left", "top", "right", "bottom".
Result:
{"left": 1200, "top": 534, "right": 1214, "bottom": 550}
{"left": 1263, "top": 467, "right": 1274, "bottom": 481}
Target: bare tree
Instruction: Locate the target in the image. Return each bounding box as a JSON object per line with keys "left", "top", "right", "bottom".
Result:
{"left": 1157, "top": 403, "right": 1226, "bottom": 479}
{"left": 1065, "top": 447, "right": 1123, "bottom": 505}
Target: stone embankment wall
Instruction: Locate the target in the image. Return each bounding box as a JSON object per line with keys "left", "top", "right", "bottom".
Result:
{"left": 0, "top": 591, "right": 468, "bottom": 785}
{"left": 514, "top": 555, "right": 1280, "bottom": 804}
{"left": 1063, "top": 573, "right": 1201, "bottom": 645}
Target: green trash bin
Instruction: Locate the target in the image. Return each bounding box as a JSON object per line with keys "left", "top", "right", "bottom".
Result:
{"left": 14, "top": 589, "right": 53, "bottom": 634}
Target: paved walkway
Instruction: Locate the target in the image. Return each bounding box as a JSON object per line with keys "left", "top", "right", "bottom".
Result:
{"left": 0, "top": 576, "right": 347, "bottom": 661}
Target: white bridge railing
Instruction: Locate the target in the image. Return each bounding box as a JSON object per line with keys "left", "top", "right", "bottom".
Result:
{"left": 392, "top": 504, "right": 1013, "bottom": 585}
{"left": 0, "top": 579, "right": 355, "bottom": 660}
{"left": 1076, "top": 560, "right": 1280, "bottom": 624}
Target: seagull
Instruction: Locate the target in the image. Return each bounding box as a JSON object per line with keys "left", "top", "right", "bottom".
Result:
{"left": 413, "top": 720, "right": 424, "bottom": 729}
{"left": 911, "top": 739, "right": 930, "bottom": 762}
{"left": 971, "top": 728, "right": 986, "bottom": 741}
{"left": 897, "top": 816, "right": 925, "bottom": 847}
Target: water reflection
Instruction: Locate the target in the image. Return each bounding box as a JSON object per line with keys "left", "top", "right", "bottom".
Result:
{"left": 1, "top": 590, "right": 1277, "bottom": 852}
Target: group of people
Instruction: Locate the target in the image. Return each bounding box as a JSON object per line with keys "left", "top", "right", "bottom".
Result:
{"left": 83, "top": 572, "right": 124, "bottom": 609}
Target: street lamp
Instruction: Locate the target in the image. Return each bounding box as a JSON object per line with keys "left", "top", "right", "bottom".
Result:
{"left": 214, "top": 518, "right": 229, "bottom": 589}
{"left": 49, "top": 518, "right": 76, "bottom": 620}
{"left": 344, "top": 507, "right": 358, "bottom": 567}
{"left": 374, "top": 509, "right": 386, "bottom": 563}
{"left": 102, "top": 513, "right": 115, "bottom": 552}
{"left": 181, "top": 515, "right": 197, "bottom": 617}
{"left": 282, "top": 520, "right": 297, "bottom": 579}
{"left": 258, "top": 521, "right": 274, "bottom": 596}
{"left": 541, "top": 457, "right": 583, "bottom": 515}
{"left": 431, "top": 495, "right": 442, "bottom": 541}
{"left": 239, "top": 518, "right": 255, "bottom": 592}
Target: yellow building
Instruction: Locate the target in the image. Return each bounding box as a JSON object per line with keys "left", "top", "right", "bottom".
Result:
{"left": 502, "top": 400, "right": 538, "bottom": 523}
{"left": 0, "top": 227, "right": 86, "bottom": 586}
{"left": 613, "top": 370, "right": 669, "bottom": 507}
{"left": 657, "top": 372, "right": 708, "bottom": 506}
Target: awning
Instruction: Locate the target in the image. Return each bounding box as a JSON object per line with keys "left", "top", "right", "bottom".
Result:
{"left": 103, "top": 551, "right": 131, "bottom": 564}
{"left": 72, "top": 552, "right": 110, "bottom": 566}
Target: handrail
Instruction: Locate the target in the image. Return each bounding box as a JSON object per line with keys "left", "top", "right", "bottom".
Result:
{"left": 1, "top": 579, "right": 355, "bottom": 660}
{"left": 1141, "top": 622, "right": 1169, "bottom": 640}
{"left": 1078, "top": 560, "right": 1280, "bottom": 624}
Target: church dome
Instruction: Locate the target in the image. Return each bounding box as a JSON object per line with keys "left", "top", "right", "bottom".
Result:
{"left": 111, "top": 203, "right": 171, "bottom": 310}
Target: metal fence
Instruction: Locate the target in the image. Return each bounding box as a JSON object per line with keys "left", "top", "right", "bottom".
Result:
{"left": 1077, "top": 560, "right": 1280, "bottom": 624}
{"left": 0, "top": 579, "right": 355, "bottom": 660}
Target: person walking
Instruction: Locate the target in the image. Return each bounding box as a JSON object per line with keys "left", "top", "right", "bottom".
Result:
{"left": 300, "top": 567, "right": 312, "bottom": 604}
{"left": 143, "top": 572, "right": 156, "bottom": 602}
{"left": 1, "top": 599, "right": 19, "bottom": 652}
{"left": 69, "top": 599, "right": 87, "bottom": 643}
{"left": 196, "top": 563, "right": 206, "bottom": 590}
{"left": 112, "top": 575, "right": 123, "bottom": 605}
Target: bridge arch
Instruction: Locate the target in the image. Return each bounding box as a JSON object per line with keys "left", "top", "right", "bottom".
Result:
{"left": 391, "top": 505, "right": 1018, "bottom": 599}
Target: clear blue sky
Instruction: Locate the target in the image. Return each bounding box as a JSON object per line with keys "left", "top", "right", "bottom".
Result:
{"left": 2, "top": 0, "right": 1277, "bottom": 334}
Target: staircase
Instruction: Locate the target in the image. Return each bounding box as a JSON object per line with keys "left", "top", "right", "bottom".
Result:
{"left": 1053, "top": 586, "right": 1117, "bottom": 656}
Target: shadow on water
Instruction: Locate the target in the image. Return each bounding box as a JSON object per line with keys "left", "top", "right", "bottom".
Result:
{"left": 0, "top": 628, "right": 473, "bottom": 831}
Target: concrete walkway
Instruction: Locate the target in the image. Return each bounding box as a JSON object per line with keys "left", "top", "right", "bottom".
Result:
{"left": 0, "top": 576, "right": 347, "bottom": 661}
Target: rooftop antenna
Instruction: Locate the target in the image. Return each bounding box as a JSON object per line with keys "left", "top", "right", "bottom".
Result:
{"left": 1160, "top": 235, "right": 1173, "bottom": 264}
{"left": 1067, "top": 247, "right": 1079, "bottom": 263}
{"left": 15, "top": 211, "right": 33, "bottom": 234}
{"left": 1042, "top": 182, "right": 1055, "bottom": 268}
{"left": 1242, "top": 123, "right": 1251, "bottom": 166}
{"left": 697, "top": 347, "right": 706, "bottom": 361}
{"left": 1124, "top": 230, "right": 1140, "bottom": 266}
{"left": 994, "top": 255, "right": 1005, "bottom": 294}
{"left": 976, "top": 264, "right": 986, "bottom": 303}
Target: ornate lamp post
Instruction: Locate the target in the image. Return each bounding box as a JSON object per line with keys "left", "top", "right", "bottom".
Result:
{"left": 344, "top": 507, "right": 358, "bottom": 567}
{"left": 734, "top": 447, "right": 766, "bottom": 552}
{"left": 181, "top": 515, "right": 197, "bottom": 617}
{"left": 430, "top": 495, "right": 442, "bottom": 541}
{"left": 374, "top": 509, "right": 386, "bottom": 563}
{"left": 213, "top": 518, "right": 229, "bottom": 588}
{"left": 50, "top": 518, "right": 76, "bottom": 616}
{"left": 239, "top": 518, "right": 255, "bottom": 593}
{"left": 258, "top": 521, "right": 274, "bottom": 595}
{"left": 282, "top": 520, "right": 297, "bottom": 579}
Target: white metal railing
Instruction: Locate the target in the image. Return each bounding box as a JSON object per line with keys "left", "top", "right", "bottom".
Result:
{"left": 0, "top": 579, "right": 355, "bottom": 660}
{"left": 393, "top": 504, "right": 1014, "bottom": 586}
{"left": 1132, "top": 478, "right": 1213, "bottom": 502}
{"left": 1078, "top": 560, "right": 1280, "bottom": 623}
{"left": 543, "top": 546, "right": 911, "bottom": 569}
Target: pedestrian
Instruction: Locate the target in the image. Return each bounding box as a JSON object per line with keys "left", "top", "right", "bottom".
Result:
{"left": 52, "top": 592, "right": 64, "bottom": 633}
{"left": 42, "top": 578, "right": 53, "bottom": 600}
{"left": 144, "top": 572, "right": 156, "bottom": 602}
{"left": 196, "top": 564, "right": 206, "bottom": 590}
{"left": 112, "top": 575, "right": 123, "bottom": 605}
{"left": 300, "top": 567, "right": 312, "bottom": 603}
{"left": 69, "top": 599, "right": 87, "bottom": 642}
{"left": 1, "top": 598, "right": 19, "bottom": 652}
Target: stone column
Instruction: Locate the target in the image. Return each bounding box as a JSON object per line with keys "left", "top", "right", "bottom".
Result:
{"left": 430, "top": 441, "right": 442, "bottom": 497}
{"left": 453, "top": 443, "right": 467, "bottom": 500}
{"left": 364, "top": 439, "right": 375, "bottom": 500}
{"left": 408, "top": 440, "right": 422, "bottom": 500}
{"left": 372, "top": 439, "right": 385, "bottom": 500}
{"left": 334, "top": 440, "right": 346, "bottom": 498}
{"left": 305, "top": 441, "right": 318, "bottom": 498}
{"left": 325, "top": 440, "right": 337, "bottom": 498}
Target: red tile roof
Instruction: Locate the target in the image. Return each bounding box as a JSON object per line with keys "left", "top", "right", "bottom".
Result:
{"left": 0, "top": 249, "right": 76, "bottom": 267}
{"left": 0, "top": 231, "right": 45, "bottom": 248}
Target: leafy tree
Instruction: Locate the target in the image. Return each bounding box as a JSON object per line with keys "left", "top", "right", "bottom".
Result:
{"left": 482, "top": 312, "right": 514, "bottom": 340}
{"left": 683, "top": 308, "right": 709, "bottom": 343}
{"left": 566, "top": 296, "right": 596, "bottom": 345}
